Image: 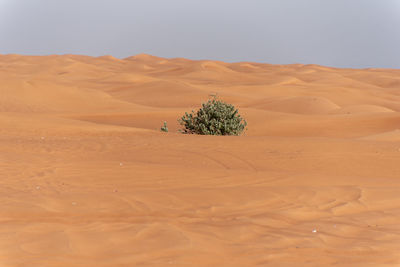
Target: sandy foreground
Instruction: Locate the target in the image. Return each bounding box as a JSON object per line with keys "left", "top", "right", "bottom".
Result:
{"left": 1, "top": 54, "right": 400, "bottom": 266}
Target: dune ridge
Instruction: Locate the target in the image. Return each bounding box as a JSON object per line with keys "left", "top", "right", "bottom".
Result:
{"left": 1, "top": 54, "right": 400, "bottom": 266}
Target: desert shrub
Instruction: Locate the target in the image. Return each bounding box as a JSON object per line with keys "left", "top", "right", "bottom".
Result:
{"left": 160, "top": 121, "right": 168, "bottom": 132}
{"left": 179, "top": 96, "right": 247, "bottom": 135}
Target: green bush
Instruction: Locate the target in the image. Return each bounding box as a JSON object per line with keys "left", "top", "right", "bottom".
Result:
{"left": 179, "top": 96, "right": 247, "bottom": 135}
{"left": 160, "top": 121, "right": 168, "bottom": 132}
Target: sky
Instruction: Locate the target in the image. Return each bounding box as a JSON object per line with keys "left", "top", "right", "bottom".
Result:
{"left": 0, "top": 0, "right": 399, "bottom": 68}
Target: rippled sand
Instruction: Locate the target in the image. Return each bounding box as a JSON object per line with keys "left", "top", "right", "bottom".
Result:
{"left": 1, "top": 54, "right": 400, "bottom": 266}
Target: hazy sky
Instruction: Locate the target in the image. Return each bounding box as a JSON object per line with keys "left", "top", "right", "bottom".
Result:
{"left": 1, "top": 0, "right": 399, "bottom": 68}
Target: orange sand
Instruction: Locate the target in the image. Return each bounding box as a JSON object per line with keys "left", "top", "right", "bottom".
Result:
{"left": 1, "top": 54, "right": 400, "bottom": 266}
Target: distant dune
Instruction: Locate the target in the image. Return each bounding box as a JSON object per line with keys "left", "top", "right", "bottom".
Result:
{"left": 1, "top": 54, "right": 400, "bottom": 266}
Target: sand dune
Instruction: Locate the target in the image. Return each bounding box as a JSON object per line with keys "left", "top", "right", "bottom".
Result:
{"left": 248, "top": 96, "right": 340, "bottom": 114}
{"left": 1, "top": 54, "right": 400, "bottom": 266}
{"left": 331, "top": 104, "right": 395, "bottom": 114}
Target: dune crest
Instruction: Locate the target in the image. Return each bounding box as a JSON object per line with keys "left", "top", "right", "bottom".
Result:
{"left": 250, "top": 96, "right": 340, "bottom": 114}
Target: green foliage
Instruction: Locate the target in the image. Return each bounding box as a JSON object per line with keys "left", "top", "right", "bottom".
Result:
{"left": 160, "top": 121, "right": 168, "bottom": 132}
{"left": 179, "top": 96, "right": 247, "bottom": 136}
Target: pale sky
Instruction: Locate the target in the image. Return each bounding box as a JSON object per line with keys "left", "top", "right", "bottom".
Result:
{"left": 1, "top": 0, "right": 399, "bottom": 68}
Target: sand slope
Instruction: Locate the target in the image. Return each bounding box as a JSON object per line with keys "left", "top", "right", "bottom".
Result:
{"left": 1, "top": 54, "right": 400, "bottom": 266}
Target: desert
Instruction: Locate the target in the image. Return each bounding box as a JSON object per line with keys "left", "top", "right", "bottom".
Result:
{"left": 1, "top": 53, "right": 400, "bottom": 266}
